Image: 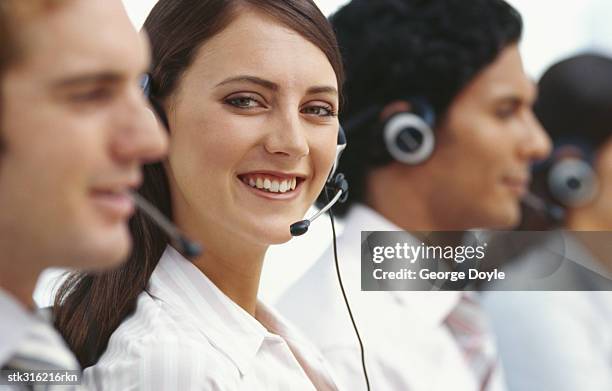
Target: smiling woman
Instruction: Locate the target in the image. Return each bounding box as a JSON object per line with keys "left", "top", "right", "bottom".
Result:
{"left": 52, "top": 0, "right": 344, "bottom": 389}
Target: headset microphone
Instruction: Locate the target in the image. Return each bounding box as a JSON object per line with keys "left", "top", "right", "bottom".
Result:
{"left": 290, "top": 127, "right": 348, "bottom": 236}
{"left": 521, "top": 191, "right": 566, "bottom": 224}
{"left": 290, "top": 173, "right": 349, "bottom": 236}
{"left": 130, "top": 191, "right": 202, "bottom": 258}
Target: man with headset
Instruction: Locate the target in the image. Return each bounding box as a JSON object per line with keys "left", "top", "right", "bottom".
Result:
{"left": 482, "top": 53, "right": 612, "bottom": 391}
{"left": 0, "top": 0, "right": 166, "bottom": 385}
{"left": 277, "top": 0, "right": 551, "bottom": 390}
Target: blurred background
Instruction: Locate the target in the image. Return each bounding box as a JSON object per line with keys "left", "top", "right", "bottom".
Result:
{"left": 34, "top": 0, "right": 612, "bottom": 305}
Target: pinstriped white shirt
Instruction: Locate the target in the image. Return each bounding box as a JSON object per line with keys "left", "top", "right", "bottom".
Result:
{"left": 0, "top": 288, "right": 81, "bottom": 390}
{"left": 0, "top": 289, "right": 34, "bottom": 368}
{"left": 84, "top": 246, "right": 342, "bottom": 391}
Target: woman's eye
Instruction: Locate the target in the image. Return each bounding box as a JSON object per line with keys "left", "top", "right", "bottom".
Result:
{"left": 225, "top": 96, "right": 262, "bottom": 109}
{"left": 302, "top": 105, "right": 336, "bottom": 117}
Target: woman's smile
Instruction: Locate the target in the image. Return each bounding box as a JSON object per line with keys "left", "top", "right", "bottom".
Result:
{"left": 236, "top": 171, "right": 307, "bottom": 200}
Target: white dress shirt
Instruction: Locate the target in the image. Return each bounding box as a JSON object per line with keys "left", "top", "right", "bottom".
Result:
{"left": 84, "top": 246, "right": 342, "bottom": 391}
{"left": 482, "top": 232, "right": 612, "bottom": 391}
{"left": 0, "top": 287, "right": 81, "bottom": 390}
{"left": 276, "top": 204, "right": 507, "bottom": 391}
{"left": 0, "top": 289, "right": 34, "bottom": 368}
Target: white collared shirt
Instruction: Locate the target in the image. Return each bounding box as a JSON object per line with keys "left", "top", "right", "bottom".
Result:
{"left": 84, "top": 246, "right": 341, "bottom": 391}
{"left": 0, "top": 288, "right": 34, "bottom": 367}
{"left": 0, "top": 287, "right": 81, "bottom": 390}
{"left": 276, "top": 204, "right": 507, "bottom": 391}
{"left": 482, "top": 232, "right": 612, "bottom": 391}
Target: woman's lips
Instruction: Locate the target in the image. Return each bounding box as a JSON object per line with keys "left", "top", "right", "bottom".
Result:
{"left": 236, "top": 172, "right": 305, "bottom": 200}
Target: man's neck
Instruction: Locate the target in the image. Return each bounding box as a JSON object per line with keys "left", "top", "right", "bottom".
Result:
{"left": 0, "top": 275, "right": 37, "bottom": 311}
{"left": 565, "top": 209, "right": 612, "bottom": 271}
{"left": 0, "top": 245, "right": 42, "bottom": 311}
{"left": 571, "top": 231, "right": 612, "bottom": 273}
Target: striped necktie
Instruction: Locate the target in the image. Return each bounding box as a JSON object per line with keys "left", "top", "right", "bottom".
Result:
{"left": 445, "top": 293, "right": 499, "bottom": 391}
{"left": 2, "top": 309, "right": 81, "bottom": 390}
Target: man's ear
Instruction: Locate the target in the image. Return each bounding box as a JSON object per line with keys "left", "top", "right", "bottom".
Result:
{"left": 593, "top": 138, "right": 612, "bottom": 175}
{"left": 379, "top": 100, "right": 413, "bottom": 122}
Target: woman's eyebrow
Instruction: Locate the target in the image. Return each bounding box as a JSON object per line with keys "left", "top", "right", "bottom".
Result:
{"left": 307, "top": 85, "right": 338, "bottom": 96}
{"left": 216, "top": 75, "right": 278, "bottom": 91}
{"left": 216, "top": 75, "right": 338, "bottom": 97}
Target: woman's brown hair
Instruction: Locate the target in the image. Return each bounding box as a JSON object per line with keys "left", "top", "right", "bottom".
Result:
{"left": 53, "top": 0, "right": 344, "bottom": 367}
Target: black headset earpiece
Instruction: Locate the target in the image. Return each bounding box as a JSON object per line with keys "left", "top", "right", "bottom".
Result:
{"left": 328, "top": 126, "right": 347, "bottom": 181}
{"left": 140, "top": 73, "right": 170, "bottom": 130}
{"left": 547, "top": 145, "right": 598, "bottom": 208}
{"left": 342, "top": 97, "right": 436, "bottom": 166}
{"left": 382, "top": 99, "right": 436, "bottom": 165}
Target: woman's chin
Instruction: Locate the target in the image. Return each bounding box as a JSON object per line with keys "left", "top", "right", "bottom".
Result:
{"left": 244, "top": 220, "right": 297, "bottom": 246}
{"left": 263, "top": 226, "right": 295, "bottom": 245}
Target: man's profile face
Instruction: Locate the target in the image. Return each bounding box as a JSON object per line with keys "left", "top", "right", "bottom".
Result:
{"left": 0, "top": 0, "right": 167, "bottom": 271}
{"left": 424, "top": 44, "right": 552, "bottom": 229}
{"left": 590, "top": 138, "right": 612, "bottom": 228}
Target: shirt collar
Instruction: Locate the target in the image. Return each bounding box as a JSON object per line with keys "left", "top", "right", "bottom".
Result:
{"left": 344, "top": 203, "right": 402, "bottom": 234}
{"left": 560, "top": 232, "right": 612, "bottom": 289}
{"left": 147, "top": 246, "right": 273, "bottom": 376}
{"left": 0, "top": 288, "right": 37, "bottom": 365}
{"left": 342, "top": 204, "right": 461, "bottom": 327}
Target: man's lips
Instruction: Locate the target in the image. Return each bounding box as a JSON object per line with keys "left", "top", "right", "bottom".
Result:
{"left": 502, "top": 176, "right": 530, "bottom": 196}
{"left": 90, "top": 178, "right": 142, "bottom": 219}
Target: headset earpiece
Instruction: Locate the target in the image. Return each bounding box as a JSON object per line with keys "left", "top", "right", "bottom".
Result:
{"left": 328, "top": 126, "right": 347, "bottom": 182}
{"left": 381, "top": 98, "right": 436, "bottom": 165}
{"left": 140, "top": 73, "right": 170, "bottom": 130}
{"left": 383, "top": 111, "right": 435, "bottom": 165}
{"left": 140, "top": 73, "right": 152, "bottom": 97}
{"left": 548, "top": 157, "right": 598, "bottom": 208}
{"left": 544, "top": 144, "right": 598, "bottom": 208}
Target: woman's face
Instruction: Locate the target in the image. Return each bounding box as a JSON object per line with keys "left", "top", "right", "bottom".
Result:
{"left": 166, "top": 11, "right": 339, "bottom": 246}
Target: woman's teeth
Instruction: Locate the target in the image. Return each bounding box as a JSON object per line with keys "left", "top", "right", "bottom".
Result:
{"left": 242, "top": 175, "right": 297, "bottom": 193}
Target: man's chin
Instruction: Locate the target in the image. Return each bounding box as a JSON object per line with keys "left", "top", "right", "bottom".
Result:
{"left": 76, "top": 227, "right": 133, "bottom": 272}
{"left": 486, "top": 202, "right": 521, "bottom": 229}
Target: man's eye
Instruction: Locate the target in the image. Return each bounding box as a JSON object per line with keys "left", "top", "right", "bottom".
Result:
{"left": 69, "top": 89, "right": 112, "bottom": 103}
{"left": 495, "top": 105, "right": 518, "bottom": 119}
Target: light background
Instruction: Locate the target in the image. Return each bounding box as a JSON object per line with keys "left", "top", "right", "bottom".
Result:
{"left": 34, "top": 0, "right": 612, "bottom": 306}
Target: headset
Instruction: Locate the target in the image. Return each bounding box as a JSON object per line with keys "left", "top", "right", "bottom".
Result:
{"left": 289, "top": 124, "right": 373, "bottom": 391}
{"left": 545, "top": 143, "right": 598, "bottom": 208}
{"left": 343, "top": 97, "right": 436, "bottom": 166}
{"left": 290, "top": 127, "right": 349, "bottom": 236}
{"left": 301, "top": 97, "right": 440, "bottom": 391}
{"left": 523, "top": 142, "right": 599, "bottom": 225}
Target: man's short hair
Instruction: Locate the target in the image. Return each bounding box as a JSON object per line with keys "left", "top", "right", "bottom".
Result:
{"left": 328, "top": 0, "right": 523, "bottom": 216}
{"left": 0, "top": 0, "right": 67, "bottom": 146}
{"left": 535, "top": 53, "right": 612, "bottom": 148}
{"left": 0, "top": 0, "right": 67, "bottom": 80}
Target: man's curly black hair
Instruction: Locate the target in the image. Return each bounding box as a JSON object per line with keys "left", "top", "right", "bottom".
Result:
{"left": 325, "top": 0, "right": 523, "bottom": 216}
